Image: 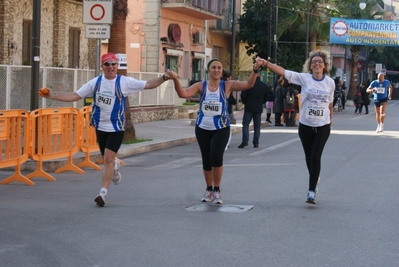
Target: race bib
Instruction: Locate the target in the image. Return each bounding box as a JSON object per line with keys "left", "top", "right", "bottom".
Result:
{"left": 95, "top": 92, "right": 115, "bottom": 110}
{"left": 202, "top": 100, "right": 222, "bottom": 116}
{"left": 376, "top": 87, "right": 385, "bottom": 94}
{"left": 306, "top": 105, "right": 326, "bottom": 121}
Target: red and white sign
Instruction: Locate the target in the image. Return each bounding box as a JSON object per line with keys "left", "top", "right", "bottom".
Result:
{"left": 83, "top": 0, "right": 113, "bottom": 24}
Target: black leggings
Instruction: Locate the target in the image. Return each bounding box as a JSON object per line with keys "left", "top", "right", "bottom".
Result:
{"left": 195, "top": 126, "right": 230, "bottom": 171}
{"left": 298, "top": 123, "right": 331, "bottom": 191}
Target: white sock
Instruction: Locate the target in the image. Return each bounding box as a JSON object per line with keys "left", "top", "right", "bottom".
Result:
{"left": 99, "top": 188, "right": 108, "bottom": 197}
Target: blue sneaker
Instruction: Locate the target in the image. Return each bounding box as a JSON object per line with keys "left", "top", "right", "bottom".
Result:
{"left": 306, "top": 190, "right": 316, "bottom": 204}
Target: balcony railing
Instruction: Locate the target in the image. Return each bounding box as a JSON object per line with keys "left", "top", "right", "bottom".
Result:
{"left": 161, "top": 0, "right": 224, "bottom": 20}
{"left": 208, "top": 13, "right": 240, "bottom": 36}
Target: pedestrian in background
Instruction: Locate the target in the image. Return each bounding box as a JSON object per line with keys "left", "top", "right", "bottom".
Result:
{"left": 171, "top": 58, "right": 265, "bottom": 204}
{"left": 367, "top": 73, "right": 393, "bottom": 133}
{"left": 222, "top": 69, "right": 236, "bottom": 150}
{"left": 238, "top": 72, "right": 269, "bottom": 148}
{"left": 353, "top": 88, "right": 363, "bottom": 114}
{"left": 258, "top": 50, "right": 335, "bottom": 204}
{"left": 39, "top": 52, "right": 176, "bottom": 207}
{"left": 359, "top": 82, "right": 370, "bottom": 114}
{"left": 282, "top": 78, "right": 298, "bottom": 126}
{"left": 273, "top": 77, "right": 285, "bottom": 126}
{"left": 265, "top": 85, "right": 275, "bottom": 123}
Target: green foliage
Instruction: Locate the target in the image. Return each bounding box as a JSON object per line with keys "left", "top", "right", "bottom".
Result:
{"left": 239, "top": 0, "right": 270, "bottom": 58}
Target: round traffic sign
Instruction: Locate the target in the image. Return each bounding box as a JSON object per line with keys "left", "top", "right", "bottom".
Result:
{"left": 90, "top": 4, "right": 105, "bottom": 21}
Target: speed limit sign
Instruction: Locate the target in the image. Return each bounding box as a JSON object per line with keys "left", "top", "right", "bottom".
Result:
{"left": 83, "top": 0, "right": 114, "bottom": 24}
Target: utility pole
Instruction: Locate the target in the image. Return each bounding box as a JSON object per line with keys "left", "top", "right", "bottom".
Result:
{"left": 305, "top": 0, "right": 310, "bottom": 60}
{"left": 31, "top": 0, "right": 41, "bottom": 111}
{"left": 230, "top": 0, "right": 236, "bottom": 74}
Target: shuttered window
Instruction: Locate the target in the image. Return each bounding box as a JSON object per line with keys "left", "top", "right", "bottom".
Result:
{"left": 22, "top": 20, "right": 32, "bottom": 65}
{"left": 68, "top": 28, "right": 80, "bottom": 68}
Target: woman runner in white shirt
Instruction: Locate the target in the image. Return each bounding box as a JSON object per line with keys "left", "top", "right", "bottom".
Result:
{"left": 258, "top": 50, "right": 335, "bottom": 204}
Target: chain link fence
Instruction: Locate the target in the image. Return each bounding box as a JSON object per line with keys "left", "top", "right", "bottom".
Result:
{"left": 0, "top": 65, "right": 182, "bottom": 111}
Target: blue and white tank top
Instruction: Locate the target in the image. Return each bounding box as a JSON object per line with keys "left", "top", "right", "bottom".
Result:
{"left": 90, "top": 75, "right": 126, "bottom": 132}
{"left": 196, "top": 80, "right": 230, "bottom": 130}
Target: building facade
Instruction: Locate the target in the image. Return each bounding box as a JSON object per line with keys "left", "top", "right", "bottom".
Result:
{"left": 1, "top": 0, "right": 241, "bottom": 84}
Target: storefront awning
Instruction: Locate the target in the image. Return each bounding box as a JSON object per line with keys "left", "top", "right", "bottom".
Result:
{"left": 163, "top": 48, "right": 183, "bottom": 57}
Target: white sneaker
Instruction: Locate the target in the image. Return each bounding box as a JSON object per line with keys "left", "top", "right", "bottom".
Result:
{"left": 380, "top": 123, "right": 384, "bottom": 132}
{"left": 112, "top": 158, "right": 121, "bottom": 185}
{"left": 376, "top": 124, "right": 381, "bottom": 133}
{"left": 306, "top": 191, "right": 316, "bottom": 204}
{"left": 213, "top": 191, "right": 223, "bottom": 204}
{"left": 95, "top": 194, "right": 106, "bottom": 206}
{"left": 201, "top": 190, "right": 213, "bottom": 202}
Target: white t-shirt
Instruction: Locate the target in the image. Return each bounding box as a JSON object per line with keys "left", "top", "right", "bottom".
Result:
{"left": 285, "top": 70, "right": 335, "bottom": 127}
{"left": 77, "top": 75, "right": 146, "bottom": 132}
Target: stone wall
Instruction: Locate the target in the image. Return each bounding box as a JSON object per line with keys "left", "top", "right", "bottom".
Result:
{"left": 129, "top": 105, "right": 178, "bottom": 123}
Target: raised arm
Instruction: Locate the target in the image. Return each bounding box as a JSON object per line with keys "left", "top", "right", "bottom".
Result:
{"left": 228, "top": 57, "right": 264, "bottom": 92}
{"left": 144, "top": 72, "right": 171, "bottom": 89}
{"left": 39, "top": 88, "right": 82, "bottom": 102}
{"left": 171, "top": 78, "right": 202, "bottom": 98}
{"left": 259, "top": 57, "right": 286, "bottom": 77}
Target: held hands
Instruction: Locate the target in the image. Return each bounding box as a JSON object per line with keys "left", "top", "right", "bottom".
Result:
{"left": 163, "top": 69, "right": 178, "bottom": 80}
{"left": 255, "top": 57, "right": 269, "bottom": 69}
{"left": 253, "top": 57, "right": 264, "bottom": 71}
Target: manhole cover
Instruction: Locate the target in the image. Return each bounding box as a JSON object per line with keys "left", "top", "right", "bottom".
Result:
{"left": 185, "top": 204, "right": 254, "bottom": 213}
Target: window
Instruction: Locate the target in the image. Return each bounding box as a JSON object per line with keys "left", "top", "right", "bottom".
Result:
{"left": 192, "top": 58, "right": 202, "bottom": 81}
{"left": 68, "top": 28, "right": 80, "bottom": 68}
{"left": 22, "top": 20, "right": 32, "bottom": 65}
{"left": 165, "top": 56, "right": 178, "bottom": 73}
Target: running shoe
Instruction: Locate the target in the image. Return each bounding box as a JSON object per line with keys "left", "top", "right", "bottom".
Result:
{"left": 213, "top": 191, "right": 223, "bottom": 204}
{"left": 306, "top": 190, "right": 316, "bottom": 204}
{"left": 376, "top": 124, "right": 381, "bottom": 133}
{"left": 95, "top": 195, "right": 106, "bottom": 206}
{"left": 380, "top": 123, "right": 384, "bottom": 132}
{"left": 201, "top": 190, "right": 213, "bottom": 202}
{"left": 112, "top": 158, "right": 121, "bottom": 185}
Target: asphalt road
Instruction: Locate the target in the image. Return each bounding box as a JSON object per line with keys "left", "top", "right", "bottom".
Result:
{"left": 1, "top": 101, "right": 399, "bottom": 267}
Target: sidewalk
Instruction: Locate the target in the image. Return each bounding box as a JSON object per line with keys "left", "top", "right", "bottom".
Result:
{"left": 21, "top": 110, "right": 270, "bottom": 171}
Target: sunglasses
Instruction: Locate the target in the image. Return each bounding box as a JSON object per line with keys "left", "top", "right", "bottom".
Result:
{"left": 311, "top": 60, "right": 324, "bottom": 64}
{"left": 103, "top": 62, "right": 117, "bottom": 66}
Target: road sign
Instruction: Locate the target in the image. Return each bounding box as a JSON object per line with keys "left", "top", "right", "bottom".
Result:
{"left": 115, "top": 54, "right": 127, "bottom": 69}
{"left": 83, "top": 0, "right": 113, "bottom": 24}
{"left": 85, "top": 25, "right": 110, "bottom": 39}
{"left": 375, "top": 63, "right": 382, "bottom": 74}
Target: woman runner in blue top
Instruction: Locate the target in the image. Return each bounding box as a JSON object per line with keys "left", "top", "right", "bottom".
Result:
{"left": 171, "top": 58, "right": 265, "bottom": 204}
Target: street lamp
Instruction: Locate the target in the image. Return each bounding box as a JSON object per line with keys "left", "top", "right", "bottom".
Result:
{"left": 359, "top": 1, "right": 366, "bottom": 10}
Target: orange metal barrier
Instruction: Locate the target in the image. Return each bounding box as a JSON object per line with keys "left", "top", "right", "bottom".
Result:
{"left": 77, "top": 106, "right": 101, "bottom": 170}
{"left": 0, "top": 110, "right": 34, "bottom": 185}
{"left": 27, "top": 108, "right": 84, "bottom": 181}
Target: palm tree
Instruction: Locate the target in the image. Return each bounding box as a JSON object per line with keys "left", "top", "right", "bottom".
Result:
{"left": 108, "top": 0, "right": 136, "bottom": 141}
{"left": 278, "top": 0, "right": 331, "bottom": 57}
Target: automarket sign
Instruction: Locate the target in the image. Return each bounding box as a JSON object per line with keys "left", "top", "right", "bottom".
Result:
{"left": 330, "top": 17, "right": 399, "bottom": 46}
